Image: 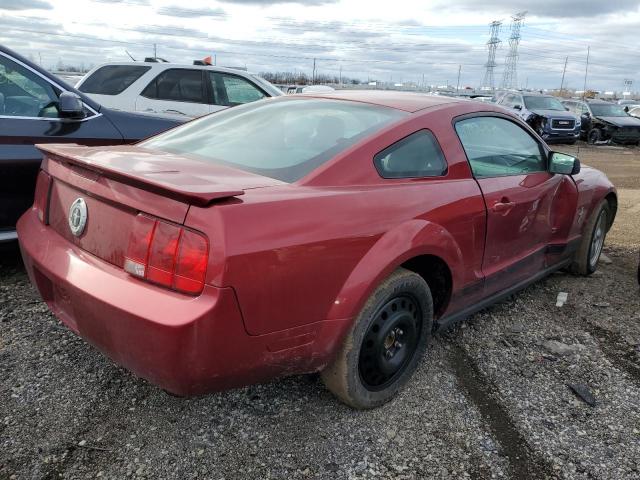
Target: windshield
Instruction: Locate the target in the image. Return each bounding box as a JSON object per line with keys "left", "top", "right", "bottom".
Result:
{"left": 523, "top": 96, "right": 565, "bottom": 111}
{"left": 590, "top": 103, "right": 629, "bottom": 117}
{"left": 142, "top": 98, "right": 406, "bottom": 182}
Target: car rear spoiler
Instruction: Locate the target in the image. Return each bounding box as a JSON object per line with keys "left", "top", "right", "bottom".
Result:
{"left": 37, "top": 144, "right": 245, "bottom": 207}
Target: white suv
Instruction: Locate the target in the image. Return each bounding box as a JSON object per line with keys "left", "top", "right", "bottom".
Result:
{"left": 76, "top": 62, "right": 283, "bottom": 118}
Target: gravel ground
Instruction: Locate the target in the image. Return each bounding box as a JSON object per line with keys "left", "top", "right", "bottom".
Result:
{"left": 1, "top": 142, "right": 639, "bottom": 479}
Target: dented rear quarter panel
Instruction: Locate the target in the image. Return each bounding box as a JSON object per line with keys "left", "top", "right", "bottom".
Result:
{"left": 184, "top": 102, "right": 491, "bottom": 337}
{"left": 570, "top": 164, "right": 617, "bottom": 237}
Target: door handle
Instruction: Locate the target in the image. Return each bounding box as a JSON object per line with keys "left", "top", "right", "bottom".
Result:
{"left": 492, "top": 199, "right": 516, "bottom": 213}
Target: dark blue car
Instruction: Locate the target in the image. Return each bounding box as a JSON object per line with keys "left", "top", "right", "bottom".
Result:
{"left": 0, "top": 45, "right": 184, "bottom": 241}
{"left": 497, "top": 92, "right": 581, "bottom": 144}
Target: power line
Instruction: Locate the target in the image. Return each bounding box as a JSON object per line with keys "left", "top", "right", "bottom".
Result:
{"left": 481, "top": 20, "right": 501, "bottom": 90}
{"left": 502, "top": 11, "right": 526, "bottom": 89}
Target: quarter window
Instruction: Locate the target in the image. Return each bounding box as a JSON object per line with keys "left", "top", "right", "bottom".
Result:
{"left": 79, "top": 65, "right": 150, "bottom": 95}
{"left": 142, "top": 69, "right": 205, "bottom": 103}
{"left": 374, "top": 130, "right": 447, "bottom": 178}
{"left": 0, "top": 54, "right": 59, "bottom": 118}
{"left": 455, "top": 116, "right": 545, "bottom": 177}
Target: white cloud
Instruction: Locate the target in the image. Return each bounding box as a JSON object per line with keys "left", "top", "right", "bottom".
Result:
{"left": 0, "top": 0, "right": 639, "bottom": 91}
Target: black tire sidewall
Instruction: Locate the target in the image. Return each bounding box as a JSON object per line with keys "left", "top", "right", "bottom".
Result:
{"left": 342, "top": 270, "right": 433, "bottom": 408}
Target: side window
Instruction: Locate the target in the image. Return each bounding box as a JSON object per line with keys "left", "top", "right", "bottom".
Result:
{"left": 142, "top": 69, "right": 205, "bottom": 103}
{"left": 455, "top": 116, "right": 545, "bottom": 178}
{"left": 0, "top": 54, "right": 59, "bottom": 118}
{"left": 220, "top": 74, "right": 265, "bottom": 106}
{"left": 78, "top": 65, "right": 150, "bottom": 95}
{"left": 374, "top": 130, "right": 447, "bottom": 179}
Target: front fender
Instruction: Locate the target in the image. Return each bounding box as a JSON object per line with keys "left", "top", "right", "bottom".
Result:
{"left": 326, "top": 218, "right": 464, "bottom": 321}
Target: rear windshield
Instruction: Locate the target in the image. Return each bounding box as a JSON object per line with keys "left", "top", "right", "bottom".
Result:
{"left": 141, "top": 98, "right": 406, "bottom": 182}
{"left": 79, "top": 65, "right": 150, "bottom": 95}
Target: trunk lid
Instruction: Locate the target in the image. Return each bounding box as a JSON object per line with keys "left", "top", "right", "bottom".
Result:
{"left": 39, "top": 143, "right": 281, "bottom": 269}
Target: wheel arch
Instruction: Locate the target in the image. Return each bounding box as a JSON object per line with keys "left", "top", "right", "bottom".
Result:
{"left": 604, "top": 191, "right": 617, "bottom": 230}
{"left": 401, "top": 255, "right": 452, "bottom": 318}
{"left": 326, "top": 219, "right": 462, "bottom": 323}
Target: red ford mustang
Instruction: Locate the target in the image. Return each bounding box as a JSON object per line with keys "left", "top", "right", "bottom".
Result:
{"left": 17, "top": 91, "right": 616, "bottom": 409}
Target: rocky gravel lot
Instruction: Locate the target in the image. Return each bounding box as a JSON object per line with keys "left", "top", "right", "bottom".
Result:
{"left": 1, "top": 143, "right": 639, "bottom": 479}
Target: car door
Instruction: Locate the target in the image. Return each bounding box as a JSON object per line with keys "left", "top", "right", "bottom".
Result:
{"left": 135, "top": 68, "right": 210, "bottom": 118}
{"left": 0, "top": 51, "right": 123, "bottom": 236}
{"left": 454, "top": 114, "right": 566, "bottom": 295}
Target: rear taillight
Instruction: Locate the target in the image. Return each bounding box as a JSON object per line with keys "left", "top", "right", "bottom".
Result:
{"left": 34, "top": 170, "right": 52, "bottom": 223}
{"left": 124, "top": 214, "right": 209, "bottom": 295}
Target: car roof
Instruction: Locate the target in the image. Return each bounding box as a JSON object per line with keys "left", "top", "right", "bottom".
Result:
{"left": 293, "top": 90, "right": 464, "bottom": 113}
{"left": 95, "top": 61, "right": 260, "bottom": 76}
{"left": 521, "top": 93, "right": 555, "bottom": 98}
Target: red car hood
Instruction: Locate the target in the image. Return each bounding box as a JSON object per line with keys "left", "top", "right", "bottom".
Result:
{"left": 37, "top": 144, "right": 284, "bottom": 206}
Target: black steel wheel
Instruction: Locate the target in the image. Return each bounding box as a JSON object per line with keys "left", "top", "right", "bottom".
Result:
{"left": 358, "top": 295, "right": 421, "bottom": 391}
{"left": 321, "top": 268, "right": 433, "bottom": 409}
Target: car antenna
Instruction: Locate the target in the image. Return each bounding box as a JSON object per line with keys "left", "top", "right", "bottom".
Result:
{"left": 125, "top": 50, "right": 137, "bottom": 61}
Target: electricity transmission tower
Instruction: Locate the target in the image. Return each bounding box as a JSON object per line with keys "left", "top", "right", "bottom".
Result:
{"left": 482, "top": 20, "right": 502, "bottom": 90}
{"left": 502, "top": 11, "right": 526, "bottom": 89}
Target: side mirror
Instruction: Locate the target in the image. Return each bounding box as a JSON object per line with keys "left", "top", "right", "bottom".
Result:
{"left": 624, "top": 106, "right": 629, "bottom": 113}
{"left": 564, "top": 106, "right": 570, "bottom": 111}
{"left": 58, "top": 91, "right": 85, "bottom": 119}
{"left": 549, "top": 152, "right": 580, "bottom": 175}
{"left": 513, "top": 104, "right": 522, "bottom": 110}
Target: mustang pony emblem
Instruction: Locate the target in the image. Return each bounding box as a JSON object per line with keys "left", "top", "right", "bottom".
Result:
{"left": 68, "top": 198, "right": 88, "bottom": 237}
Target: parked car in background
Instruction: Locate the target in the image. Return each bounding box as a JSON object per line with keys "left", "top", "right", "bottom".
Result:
{"left": 627, "top": 106, "right": 640, "bottom": 119}
{"left": 562, "top": 99, "right": 640, "bottom": 144}
{"left": 0, "top": 45, "right": 184, "bottom": 241}
{"left": 497, "top": 92, "right": 581, "bottom": 144}
{"left": 76, "top": 62, "right": 283, "bottom": 118}
{"left": 469, "top": 94, "right": 493, "bottom": 103}
{"left": 617, "top": 99, "right": 640, "bottom": 107}
{"left": 18, "top": 91, "right": 616, "bottom": 409}
{"left": 277, "top": 84, "right": 336, "bottom": 94}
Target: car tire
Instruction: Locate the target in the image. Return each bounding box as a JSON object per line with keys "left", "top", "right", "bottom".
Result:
{"left": 570, "top": 199, "right": 610, "bottom": 275}
{"left": 587, "top": 128, "right": 601, "bottom": 144}
{"left": 321, "top": 268, "right": 433, "bottom": 409}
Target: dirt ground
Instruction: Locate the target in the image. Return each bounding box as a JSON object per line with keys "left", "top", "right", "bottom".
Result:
{"left": 1, "top": 142, "right": 639, "bottom": 479}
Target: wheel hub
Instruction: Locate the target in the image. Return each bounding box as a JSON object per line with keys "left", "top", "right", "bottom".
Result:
{"left": 358, "top": 295, "right": 422, "bottom": 391}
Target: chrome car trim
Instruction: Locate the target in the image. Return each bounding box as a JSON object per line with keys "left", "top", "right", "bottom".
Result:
{"left": 0, "top": 113, "right": 102, "bottom": 122}
{"left": 0, "top": 230, "right": 19, "bottom": 242}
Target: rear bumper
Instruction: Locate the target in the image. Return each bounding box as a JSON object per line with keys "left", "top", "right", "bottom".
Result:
{"left": 17, "top": 209, "right": 347, "bottom": 395}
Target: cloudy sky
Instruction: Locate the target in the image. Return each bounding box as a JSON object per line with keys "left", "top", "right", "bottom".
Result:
{"left": 1, "top": 0, "right": 639, "bottom": 91}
